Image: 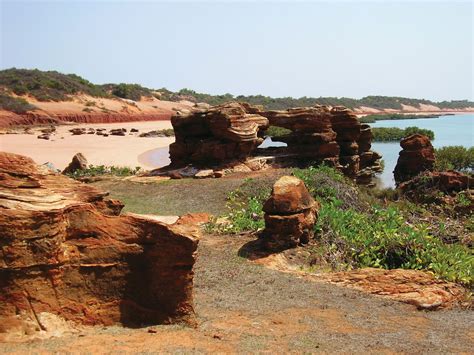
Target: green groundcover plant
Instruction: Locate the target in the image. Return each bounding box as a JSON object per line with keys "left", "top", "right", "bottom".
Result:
{"left": 208, "top": 165, "right": 473, "bottom": 286}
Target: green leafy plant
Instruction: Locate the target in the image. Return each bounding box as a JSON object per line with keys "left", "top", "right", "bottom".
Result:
{"left": 371, "top": 126, "right": 435, "bottom": 141}
{"left": 66, "top": 165, "right": 141, "bottom": 179}
{"left": 435, "top": 146, "right": 474, "bottom": 172}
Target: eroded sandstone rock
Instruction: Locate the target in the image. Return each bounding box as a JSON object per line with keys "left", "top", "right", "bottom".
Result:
{"left": 62, "top": 152, "right": 88, "bottom": 175}
{"left": 170, "top": 102, "right": 269, "bottom": 167}
{"left": 0, "top": 152, "right": 199, "bottom": 337}
{"left": 163, "top": 102, "right": 381, "bottom": 184}
{"left": 394, "top": 134, "right": 435, "bottom": 185}
{"left": 260, "top": 176, "right": 319, "bottom": 251}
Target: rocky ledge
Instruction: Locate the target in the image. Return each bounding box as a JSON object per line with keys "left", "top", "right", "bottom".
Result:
{"left": 158, "top": 102, "right": 381, "bottom": 184}
{"left": 0, "top": 152, "right": 199, "bottom": 340}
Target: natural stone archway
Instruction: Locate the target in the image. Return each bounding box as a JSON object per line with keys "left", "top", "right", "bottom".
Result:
{"left": 164, "top": 102, "right": 382, "bottom": 184}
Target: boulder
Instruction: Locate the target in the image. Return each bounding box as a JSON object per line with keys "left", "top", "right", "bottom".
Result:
{"left": 62, "top": 153, "right": 88, "bottom": 175}
{"left": 169, "top": 102, "right": 269, "bottom": 167}
{"left": 110, "top": 128, "right": 127, "bottom": 136}
{"left": 394, "top": 134, "right": 435, "bottom": 185}
{"left": 260, "top": 176, "right": 319, "bottom": 251}
{"left": 69, "top": 128, "right": 86, "bottom": 135}
{"left": 399, "top": 170, "right": 474, "bottom": 196}
{"left": 0, "top": 152, "right": 199, "bottom": 335}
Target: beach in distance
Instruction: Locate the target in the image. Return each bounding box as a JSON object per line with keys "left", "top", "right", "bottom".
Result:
{"left": 0, "top": 121, "right": 174, "bottom": 170}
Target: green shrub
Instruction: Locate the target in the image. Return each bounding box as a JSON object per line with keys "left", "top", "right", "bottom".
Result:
{"left": 316, "top": 200, "right": 473, "bottom": 285}
{"left": 207, "top": 165, "right": 473, "bottom": 285}
{"left": 0, "top": 68, "right": 108, "bottom": 101}
{"left": 359, "top": 113, "right": 440, "bottom": 123}
{"left": 0, "top": 93, "right": 37, "bottom": 113}
{"left": 105, "top": 83, "right": 152, "bottom": 101}
{"left": 66, "top": 165, "right": 141, "bottom": 179}
{"left": 372, "top": 126, "right": 435, "bottom": 141}
{"left": 264, "top": 126, "right": 292, "bottom": 138}
{"left": 435, "top": 146, "right": 474, "bottom": 172}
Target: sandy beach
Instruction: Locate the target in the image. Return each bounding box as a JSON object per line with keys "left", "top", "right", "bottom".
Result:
{"left": 0, "top": 121, "right": 174, "bottom": 170}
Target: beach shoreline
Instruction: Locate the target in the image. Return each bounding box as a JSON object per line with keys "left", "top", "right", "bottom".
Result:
{"left": 0, "top": 121, "right": 175, "bottom": 170}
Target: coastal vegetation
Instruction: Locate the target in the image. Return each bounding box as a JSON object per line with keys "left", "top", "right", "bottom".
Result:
{"left": 372, "top": 126, "right": 435, "bottom": 141}
{"left": 1, "top": 69, "right": 473, "bottom": 111}
{"left": 435, "top": 146, "right": 474, "bottom": 172}
{"left": 359, "top": 113, "right": 442, "bottom": 123}
{"left": 0, "top": 93, "right": 37, "bottom": 113}
{"left": 206, "top": 165, "right": 473, "bottom": 285}
{"left": 264, "top": 125, "right": 292, "bottom": 138}
{"left": 0, "top": 68, "right": 108, "bottom": 101}
{"left": 101, "top": 83, "right": 154, "bottom": 101}
{"left": 65, "top": 164, "right": 141, "bottom": 179}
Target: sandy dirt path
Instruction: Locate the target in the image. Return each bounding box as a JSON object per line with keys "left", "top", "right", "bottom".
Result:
{"left": 2, "top": 233, "right": 472, "bottom": 353}
{"left": 0, "top": 121, "right": 173, "bottom": 170}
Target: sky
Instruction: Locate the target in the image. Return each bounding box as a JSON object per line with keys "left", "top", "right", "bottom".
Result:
{"left": 1, "top": 1, "right": 472, "bottom": 101}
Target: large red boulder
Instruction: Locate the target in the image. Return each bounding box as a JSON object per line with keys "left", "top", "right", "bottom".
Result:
{"left": 0, "top": 152, "right": 199, "bottom": 338}
{"left": 394, "top": 134, "right": 435, "bottom": 185}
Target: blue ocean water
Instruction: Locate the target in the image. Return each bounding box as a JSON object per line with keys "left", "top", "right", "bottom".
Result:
{"left": 371, "top": 114, "right": 474, "bottom": 188}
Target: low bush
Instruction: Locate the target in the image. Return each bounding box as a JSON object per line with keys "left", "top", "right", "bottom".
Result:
{"left": 435, "top": 146, "right": 474, "bottom": 172}
{"left": 264, "top": 126, "right": 292, "bottom": 138}
{"left": 372, "top": 126, "right": 435, "bottom": 141}
{"left": 66, "top": 165, "right": 141, "bottom": 179}
{"left": 359, "top": 113, "right": 440, "bottom": 123}
{"left": 207, "top": 165, "right": 473, "bottom": 286}
{"left": 0, "top": 93, "right": 37, "bottom": 113}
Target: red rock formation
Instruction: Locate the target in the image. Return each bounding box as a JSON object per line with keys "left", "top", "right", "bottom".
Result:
{"left": 0, "top": 152, "right": 199, "bottom": 334}
{"left": 393, "top": 134, "right": 435, "bottom": 184}
{"left": 400, "top": 170, "right": 473, "bottom": 194}
{"left": 260, "top": 176, "right": 319, "bottom": 251}
{"left": 323, "top": 268, "right": 466, "bottom": 310}
{"left": 164, "top": 102, "right": 381, "bottom": 183}
{"left": 261, "top": 106, "right": 340, "bottom": 166}
{"left": 169, "top": 102, "right": 269, "bottom": 166}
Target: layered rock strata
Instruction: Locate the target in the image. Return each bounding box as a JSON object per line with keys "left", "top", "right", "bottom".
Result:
{"left": 167, "top": 102, "right": 381, "bottom": 183}
{"left": 260, "top": 176, "right": 319, "bottom": 251}
{"left": 0, "top": 152, "right": 199, "bottom": 334}
{"left": 169, "top": 102, "right": 269, "bottom": 166}
{"left": 393, "top": 134, "right": 435, "bottom": 185}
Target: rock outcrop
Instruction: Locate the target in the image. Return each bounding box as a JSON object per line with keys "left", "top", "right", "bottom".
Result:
{"left": 393, "top": 134, "right": 435, "bottom": 185}
{"left": 400, "top": 170, "right": 474, "bottom": 195}
{"left": 169, "top": 102, "right": 269, "bottom": 166}
{"left": 260, "top": 176, "right": 319, "bottom": 251}
{"left": 322, "top": 268, "right": 466, "bottom": 310}
{"left": 165, "top": 102, "right": 381, "bottom": 184}
{"left": 0, "top": 152, "right": 199, "bottom": 336}
{"left": 62, "top": 152, "right": 88, "bottom": 175}
{"left": 261, "top": 106, "right": 340, "bottom": 166}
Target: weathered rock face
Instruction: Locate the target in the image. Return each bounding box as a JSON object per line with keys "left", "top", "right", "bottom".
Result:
{"left": 261, "top": 106, "right": 340, "bottom": 166}
{"left": 260, "top": 176, "right": 319, "bottom": 251}
{"left": 0, "top": 152, "right": 199, "bottom": 335}
{"left": 166, "top": 102, "right": 381, "bottom": 184}
{"left": 169, "top": 102, "right": 269, "bottom": 166}
{"left": 400, "top": 170, "right": 474, "bottom": 195}
{"left": 62, "top": 152, "right": 88, "bottom": 175}
{"left": 394, "top": 134, "right": 435, "bottom": 185}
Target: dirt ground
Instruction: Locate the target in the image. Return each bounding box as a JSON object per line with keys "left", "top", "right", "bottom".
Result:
{"left": 2, "top": 174, "right": 472, "bottom": 353}
{"left": 1, "top": 233, "right": 472, "bottom": 353}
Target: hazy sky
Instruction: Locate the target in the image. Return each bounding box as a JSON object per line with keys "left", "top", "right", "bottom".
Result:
{"left": 1, "top": 1, "right": 472, "bottom": 101}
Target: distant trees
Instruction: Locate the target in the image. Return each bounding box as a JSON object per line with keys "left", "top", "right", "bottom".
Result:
{"left": 372, "top": 126, "right": 435, "bottom": 141}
